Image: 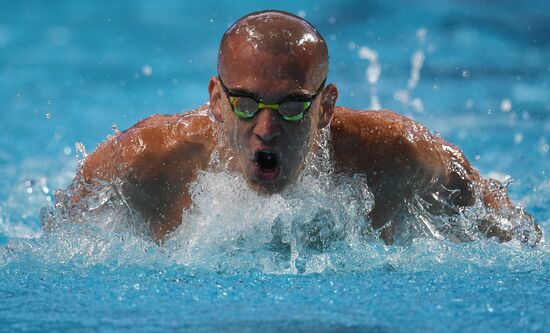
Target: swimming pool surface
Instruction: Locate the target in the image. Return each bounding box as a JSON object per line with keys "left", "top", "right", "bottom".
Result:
{"left": 1, "top": 1, "right": 549, "bottom": 332}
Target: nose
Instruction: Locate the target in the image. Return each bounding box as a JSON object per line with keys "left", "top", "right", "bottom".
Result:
{"left": 252, "top": 108, "right": 282, "bottom": 143}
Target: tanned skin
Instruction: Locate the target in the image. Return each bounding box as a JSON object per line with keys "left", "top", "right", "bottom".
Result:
{"left": 65, "top": 11, "right": 541, "bottom": 244}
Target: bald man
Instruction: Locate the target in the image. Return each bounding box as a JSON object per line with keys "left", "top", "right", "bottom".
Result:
{"left": 58, "top": 10, "right": 541, "bottom": 245}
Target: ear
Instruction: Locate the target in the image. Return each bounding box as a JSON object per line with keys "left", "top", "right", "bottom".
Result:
{"left": 317, "top": 83, "right": 338, "bottom": 129}
{"left": 208, "top": 76, "right": 224, "bottom": 123}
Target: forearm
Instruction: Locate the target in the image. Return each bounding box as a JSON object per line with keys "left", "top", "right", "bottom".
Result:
{"left": 415, "top": 137, "right": 542, "bottom": 244}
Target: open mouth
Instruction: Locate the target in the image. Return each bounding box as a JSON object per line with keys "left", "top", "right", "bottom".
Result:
{"left": 253, "top": 150, "right": 281, "bottom": 181}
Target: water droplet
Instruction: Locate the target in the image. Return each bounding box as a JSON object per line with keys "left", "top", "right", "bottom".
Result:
{"left": 514, "top": 133, "right": 523, "bottom": 144}
{"left": 112, "top": 123, "right": 119, "bottom": 133}
{"left": 297, "top": 10, "right": 306, "bottom": 18}
{"left": 462, "top": 70, "right": 469, "bottom": 77}
{"left": 500, "top": 99, "right": 512, "bottom": 112}
{"left": 366, "top": 63, "right": 381, "bottom": 84}
{"left": 142, "top": 65, "right": 153, "bottom": 76}
{"left": 358, "top": 46, "right": 377, "bottom": 61}
{"left": 45, "top": 113, "right": 51, "bottom": 119}
{"left": 416, "top": 28, "right": 427, "bottom": 42}
{"left": 63, "top": 146, "right": 72, "bottom": 155}
{"left": 474, "top": 155, "right": 480, "bottom": 160}
{"left": 412, "top": 98, "right": 424, "bottom": 112}
{"left": 328, "top": 16, "right": 336, "bottom": 25}
{"left": 75, "top": 142, "right": 88, "bottom": 160}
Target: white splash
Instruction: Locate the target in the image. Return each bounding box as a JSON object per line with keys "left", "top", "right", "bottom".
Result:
{"left": 394, "top": 28, "right": 427, "bottom": 113}
{"left": 358, "top": 46, "right": 381, "bottom": 110}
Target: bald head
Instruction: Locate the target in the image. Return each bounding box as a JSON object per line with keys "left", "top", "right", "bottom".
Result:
{"left": 218, "top": 10, "right": 328, "bottom": 97}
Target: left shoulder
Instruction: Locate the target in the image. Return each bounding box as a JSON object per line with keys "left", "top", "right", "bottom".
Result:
{"left": 330, "top": 107, "right": 432, "bottom": 147}
{"left": 333, "top": 106, "right": 425, "bottom": 130}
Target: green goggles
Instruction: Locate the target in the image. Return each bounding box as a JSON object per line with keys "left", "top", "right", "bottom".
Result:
{"left": 219, "top": 77, "right": 326, "bottom": 122}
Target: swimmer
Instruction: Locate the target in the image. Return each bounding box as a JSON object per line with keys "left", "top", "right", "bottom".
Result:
{"left": 59, "top": 10, "right": 541, "bottom": 244}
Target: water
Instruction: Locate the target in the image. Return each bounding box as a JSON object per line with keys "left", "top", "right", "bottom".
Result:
{"left": 1, "top": 1, "right": 549, "bottom": 332}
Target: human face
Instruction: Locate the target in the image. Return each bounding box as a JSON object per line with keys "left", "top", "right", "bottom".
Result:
{"left": 214, "top": 75, "right": 328, "bottom": 194}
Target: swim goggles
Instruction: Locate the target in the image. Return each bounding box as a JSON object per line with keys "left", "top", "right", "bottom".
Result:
{"left": 218, "top": 76, "right": 326, "bottom": 122}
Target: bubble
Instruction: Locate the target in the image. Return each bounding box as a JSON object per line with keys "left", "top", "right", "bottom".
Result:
{"left": 328, "top": 16, "right": 336, "bottom": 25}
{"left": 514, "top": 133, "right": 523, "bottom": 144}
{"left": 45, "top": 113, "right": 51, "bottom": 119}
{"left": 63, "top": 147, "right": 72, "bottom": 155}
{"left": 462, "top": 70, "right": 469, "bottom": 77}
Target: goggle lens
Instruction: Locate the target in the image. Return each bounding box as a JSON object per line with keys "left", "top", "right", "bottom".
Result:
{"left": 229, "top": 96, "right": 311, "bottom": 122}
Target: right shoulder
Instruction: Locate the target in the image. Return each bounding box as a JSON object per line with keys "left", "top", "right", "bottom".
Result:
{"left": 123, "top": 105, "right": 215, "bottom": 144}
{"left": 80, "top": 105, "right": 217, "bottom": 182}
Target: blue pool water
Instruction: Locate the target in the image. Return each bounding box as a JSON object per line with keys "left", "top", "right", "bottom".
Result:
{"left": 1, "top": 1, "right": 549, "bottom": 332}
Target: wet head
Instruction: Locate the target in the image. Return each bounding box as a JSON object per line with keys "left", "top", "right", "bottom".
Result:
{"left": 209, "top": 10, "right": 338, "bottom": 194}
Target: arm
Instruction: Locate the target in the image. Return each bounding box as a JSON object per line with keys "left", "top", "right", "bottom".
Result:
{"left": 330, "top": 108, "right": 541, "bottom": 244}
{"left": 402, "top": 114, "right": 542, "bottom": 244}
{"left": 59, "top": 110, "right": 215, "bottom": 241}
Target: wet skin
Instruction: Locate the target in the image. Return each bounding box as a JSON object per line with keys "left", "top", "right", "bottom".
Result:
{"left": 65, "top": 11, "right": 541, "bottom": 244}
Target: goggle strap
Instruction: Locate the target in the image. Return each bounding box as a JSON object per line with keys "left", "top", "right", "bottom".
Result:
{"left": 258, "top": 102, "right": 279, "bottom": 110}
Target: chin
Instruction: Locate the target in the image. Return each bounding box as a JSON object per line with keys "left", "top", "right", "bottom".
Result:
{"left": 245, "top": 176, "right": 288, "bottom": 195}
